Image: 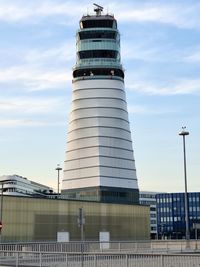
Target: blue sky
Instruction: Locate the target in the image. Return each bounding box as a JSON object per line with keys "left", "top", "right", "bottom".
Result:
{"left": 0, "top": 0, "right": 199, "bottom": 192}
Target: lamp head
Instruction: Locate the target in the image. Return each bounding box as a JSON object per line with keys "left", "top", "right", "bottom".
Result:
{"left": 179, "top": 126, "right": 189, "bottom": 136}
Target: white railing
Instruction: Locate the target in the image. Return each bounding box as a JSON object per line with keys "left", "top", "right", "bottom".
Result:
{"left": 0, "top": 251, "right": 200, "bottom": 267}
{"left": 0, "top": 240, "right": 200, "bottom": 253}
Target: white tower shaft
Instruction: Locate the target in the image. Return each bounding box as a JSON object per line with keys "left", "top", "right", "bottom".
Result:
{"left": 62, "top": 6, "right": 139, "bottom": 204}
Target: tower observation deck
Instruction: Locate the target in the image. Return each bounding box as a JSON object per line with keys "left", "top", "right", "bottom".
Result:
{"left": 62, "top": 4, "right": 139, "bottom": 204}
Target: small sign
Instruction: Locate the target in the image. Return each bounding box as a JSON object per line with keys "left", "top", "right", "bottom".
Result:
{"left": 57, "top": 232, "right": 69, "bottom": 242}
{"left": 193, "top": 223, "right": 200, "bottom": 229}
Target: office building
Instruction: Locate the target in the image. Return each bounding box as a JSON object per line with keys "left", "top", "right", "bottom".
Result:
{"left": 140, "top": 191, "right": 158, "bottom": 239}
{"left": 0, "top": 175, "right": 53, "bottom": 197}
{"left": 156, "top": 192, "right": 200, "bottom": 239}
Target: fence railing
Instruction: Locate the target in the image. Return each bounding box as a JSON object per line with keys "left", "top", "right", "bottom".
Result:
{"left": 0, "top": 251, "right": 200, "bottom": 267}
{"left": 0, "top": 240, "right": 200, "bottom": 253}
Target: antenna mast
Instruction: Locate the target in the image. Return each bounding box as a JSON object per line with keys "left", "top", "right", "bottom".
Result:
{"left": 93, "top": 3, "right": 103, "bottom": 16}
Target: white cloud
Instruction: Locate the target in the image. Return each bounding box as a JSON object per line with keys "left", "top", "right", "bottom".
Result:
{"left": 0, "top": 41, "right": 75, "bottom": 91}
{"left": 121, "top": 43, "right": 157, "bottom": 62}
{"left": 112, "top": 2, "right": 200, "bottom": 29}
{"left": 0, "top": 96, "right": 66, "bottom": 114}
{"left": 184, "top": 51, "right": 200, "bottom": 63}
{"left": 0, "top": 1, "right": 200, "bottom": 29}
{"left": 0, "top": 118, "right": 65, "bottom": 127}
{"left": 0, "top": 0, "right": 84, "bottom": 23}
{"left": 0, "top": 65, "right": 72, "bottom": 91}
{"left": 127, "top": 104, "right": 177, "bottom": 115}
{"left": 25, "top": 42, "right": 75, "bottom": 64}
{"left": 127, "top": 79, "right": 200, "bottom": 95}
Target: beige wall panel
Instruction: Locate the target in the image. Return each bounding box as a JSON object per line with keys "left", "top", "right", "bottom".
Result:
{"left": 1, "top": 196, "right": 149, "bottom": 242}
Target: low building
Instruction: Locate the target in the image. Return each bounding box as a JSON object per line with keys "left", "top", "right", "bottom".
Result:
{"left": 0, "top": 175, "right": 53, "bottom": 197}
{"left": 1, "top": 195, "right": 150, "bottom": 242}
{"left": 156, "top": 192, "right": 200, "bottom": 239}
{"left": 140, "top": 191, "right": 158, "bottom": 239}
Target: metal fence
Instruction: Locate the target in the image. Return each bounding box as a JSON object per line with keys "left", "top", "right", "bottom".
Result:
{"left": 0, "top": 240, "right": 200, "bottom": 253}
{"left": 0, "top": 251, "right": 200, "bottom": 267}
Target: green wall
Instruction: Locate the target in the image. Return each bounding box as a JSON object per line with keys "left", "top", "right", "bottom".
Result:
{"left": 1, "top": 196, "right": 150, "bottom": 242}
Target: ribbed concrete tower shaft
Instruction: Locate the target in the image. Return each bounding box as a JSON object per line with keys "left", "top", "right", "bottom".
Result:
{"left": 62, "top": 6, "right": 139, "bottom": 204}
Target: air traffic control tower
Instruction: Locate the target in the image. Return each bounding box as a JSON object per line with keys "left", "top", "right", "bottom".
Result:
{"left": 62, "top": 4, "right": 139, "bottom": 204}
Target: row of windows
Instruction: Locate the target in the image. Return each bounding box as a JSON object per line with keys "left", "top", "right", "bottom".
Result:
{"left": 157, "top": 198, "right": 172, "bottom": 203}
{"left": 160, "top": 215, "right": 200, "bottom": 223}
{"left": 79, "top": 50, "right": 118, "bottom": 59}
{"left": 79, "top": 30, "right": 117, "bottom": 40}
{"left": 73, "top": 68, "right": 124, "bottom": 78}
{"left": 159, "top": 207, "right": 171, "bottom": 212}
{"left": 160, "top": 217, "right": 174, "bottom": 222}
{"left": 157, "top": 195, "right": 200, "bottom": 203}
{"left": 189, "top": 206, "right": 200, "bottom": 212}
{"left": 140, "top": 194, "right": 156, "bottom": 199}
{"left": 158, "top": 206, "right": 200, "bottom": 213}
{"left": 158, "top": 226, "right": 173, "bottom": 231}
{"left": 140, "top": 200, "right": 155, "bottom": 205}
{"left": 80, "top": 19, "right": 116, "bottom": 29}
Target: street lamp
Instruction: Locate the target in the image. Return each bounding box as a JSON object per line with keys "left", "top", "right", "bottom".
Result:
{"left": 179, "top": 126, "right": 190, "bottom": 241}
{"left": 55, "top": 164, "right": 62, "bottom": 195}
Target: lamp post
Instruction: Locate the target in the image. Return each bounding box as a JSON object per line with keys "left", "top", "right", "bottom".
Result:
{"left": 55, "top": 164, "right": 62, "bottom": 196}
{"left": 179, "top": 126, "right": 190, "bottom": 241}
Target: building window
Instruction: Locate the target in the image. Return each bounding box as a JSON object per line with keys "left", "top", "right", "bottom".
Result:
{"left": 79, "top": 50, "right": 118, "bottom": 59}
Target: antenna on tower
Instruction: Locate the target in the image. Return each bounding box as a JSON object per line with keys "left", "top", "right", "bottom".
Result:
{"left": 93, "top": 3, "right": 103, "bottom": 16}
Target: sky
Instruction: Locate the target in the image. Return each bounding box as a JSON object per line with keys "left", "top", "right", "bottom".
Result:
{"left": 0, "top": 0, "right": 199, "bottom": 193}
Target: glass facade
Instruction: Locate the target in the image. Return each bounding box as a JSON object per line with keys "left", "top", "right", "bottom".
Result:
{"left": 79, "top": 30, "right": 117, "bottom": 40}
{"left": 62, "top": 186, "right": 139, "bottom": 204}
{"left": 156, "top": 192, "right": 200, "bottom": 239}
{"left": 73, "top": 68, "right": 124, "bottom": 79}
{"left": 80, "top": 19, "right": 116, "bottom": 29}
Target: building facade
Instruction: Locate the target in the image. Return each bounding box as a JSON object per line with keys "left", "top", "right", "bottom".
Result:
{"left": 140, "top": 191, "right": 158, "bottom": 239}
{"left": 1, "top": 195, "right": 149, "bottom": 242}
{"left": 0, "top": 175, "right": 53, "bottom": 197}
{"left": 156, "top": 192, "right": 200, "bottom": 239}
{"left": 62, "top": 5, "right": 139, "bottom": 204}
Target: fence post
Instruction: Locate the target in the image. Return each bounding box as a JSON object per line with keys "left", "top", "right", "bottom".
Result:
{"left": 160, "top": 254, "right": 164, "bottom": 267}
{"left": 66, "top": 253, "right": 68, "bottom": 267}
{"left": 16, "top": 252, "right": 19, "bottom": 267}
{"left": 39, "top": 252, "right": 42, "bottom": 267}
{"left": 94, "top": 254, "right": 97, "bottom": 267}
{"left": 126, "top": 254, "right": 128, "bottom": 267}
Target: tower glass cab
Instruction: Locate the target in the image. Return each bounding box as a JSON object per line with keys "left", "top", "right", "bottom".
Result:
{"left": 62, "top": 5, "right": 139, "bottom": 204}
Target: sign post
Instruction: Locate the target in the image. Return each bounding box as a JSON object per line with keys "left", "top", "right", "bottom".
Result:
{"left": 193, "top": 223, "right": 200, "bottom": 250}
